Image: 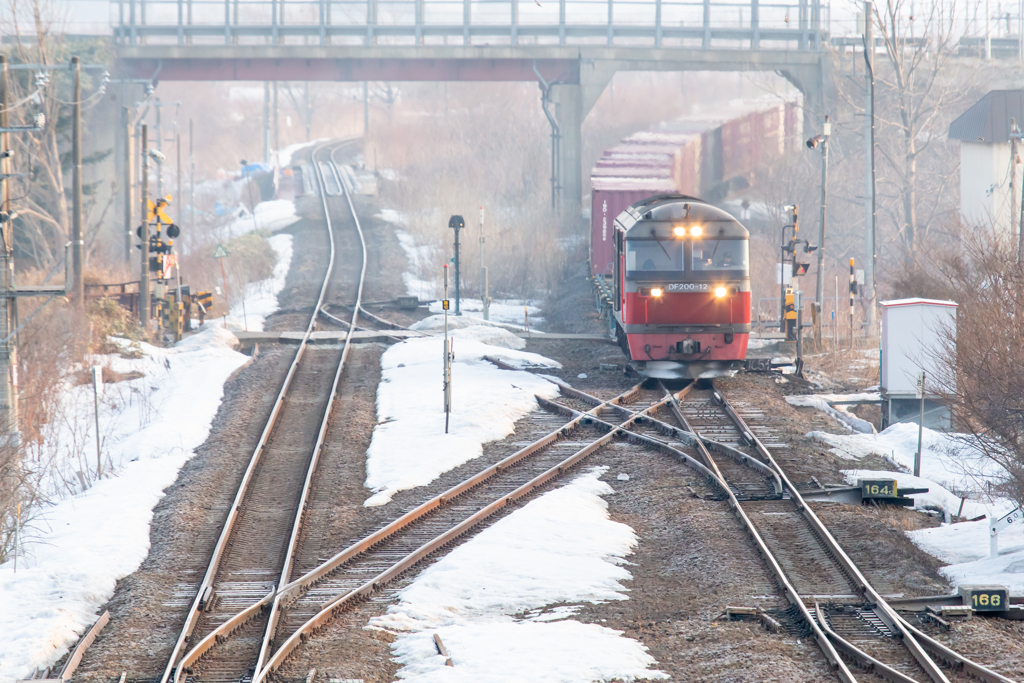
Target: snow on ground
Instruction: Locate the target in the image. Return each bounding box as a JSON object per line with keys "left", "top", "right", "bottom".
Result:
{"left": 275, "top": 138, "right": 330, "bottom": 168}
{"left": 369, "top": 468, "right": 668, "bottom": 682}
{"left": 223, "top": 199, "right": 301, "bottom": 239}
{"left": 818, "top": 424, "right": 1024, "bottom": 594}
{"left": 427, "top": 299, "right": 544, "bottom": 329}
{"left": 809, "top": 423, "right": 1004, "bottom": 496}
{"left": 386, "top": 222, "right": 545, "bottom": 330}
{"left": 0, "top": 326, "right": 250, "bottom": 681}
{"left": 787, "top": 392, "right": 879, "bottom": 434}
{"left": 364, "top": 335, "right": 561, "bottom": 507}
{"left": 224, "top": 234, "right": 293, "bottom": 332}
{"left": 410, "top": 314, "right": 540, "bottom": 345}
{"left": 908, "top": 517, "right": 1024, "bottom": 594}
{"left": 745, "top": 337, "right": 778, "bottom": 350}
{"left": 393, "top": 229, "right": 442, "bottom": 301}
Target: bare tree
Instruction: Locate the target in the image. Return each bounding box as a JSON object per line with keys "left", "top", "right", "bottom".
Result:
{"left": 871, "top": 0, "right": 970, "bottom": 257}
{"left": 899, "top": 225, "right": 1024, "bottom": 507}
{"left": 1, "top": 0, "right": 111, "bottom": 270}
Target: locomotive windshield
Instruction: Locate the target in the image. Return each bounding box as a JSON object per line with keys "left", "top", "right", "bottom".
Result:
{"left": 692, "top": 240, "right": 748, "bottom": 272}
{"left": 626, "top": 240, "right": 682, "bottom": 271}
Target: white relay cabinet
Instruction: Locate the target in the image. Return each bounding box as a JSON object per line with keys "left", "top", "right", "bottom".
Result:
{"left": 879, "top": 298, "right": 957, "bottom": 430}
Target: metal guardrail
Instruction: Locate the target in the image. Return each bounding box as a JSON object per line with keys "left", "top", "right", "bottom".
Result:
{"left": 111, "top": 0, "right": 829, "bottom": 50}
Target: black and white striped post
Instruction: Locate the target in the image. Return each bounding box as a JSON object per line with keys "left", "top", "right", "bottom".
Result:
{"left": 848, "top": 258, "right": 856, "bottom": 346}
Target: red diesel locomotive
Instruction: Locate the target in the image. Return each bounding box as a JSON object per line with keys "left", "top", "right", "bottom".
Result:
{"left": 607, "top": 195, "right": 751, "bottom": 378}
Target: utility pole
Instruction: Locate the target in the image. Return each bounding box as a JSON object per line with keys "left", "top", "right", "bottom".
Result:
{"left": 124, "top": 106, "right": 133, "bottom": 263}
{"left": 155, "top": 97, "right": 162, "bottom": 196}
{"left": 176, "top": 133, "right": 182, "bottom": 227}
{"left": 363, "top": 81, "right": 369, "bottom": 136}
{"left": 71, "top": 57, "right": 84, "bottom": 313}
{"left": 479, "top": 206, "right": 489, "bottom": 321}
{"left": 263, "top": 82, "right": 271, "bottom": 163}
{"left": 273, "top": 81, "right": 279, "bottom": 159}
{"left": 305, "top": 81, "right": 312, "bottom": 142}
{"left": 0, "top": 55, "right": 18, "bottom": 442}
{"left": 189, "top": 119, "right": 195, "bottom": 233}
{"left": 986, "top": 0, "right": 992, "bottom": 59}
{"left": 1012, "top": 119, "right": 1019, "bottom": 248}
{"left": 863, "top": 1, "right": 877, "bottom": 331}
{"left": 140, "top": 124, "right": 150, "bottom": 328}
{"left": 807, "top": 115, "right": 830, "bottom": 345}
{"left": 1013, "top": 122, "right": 1024, "bottom": 264}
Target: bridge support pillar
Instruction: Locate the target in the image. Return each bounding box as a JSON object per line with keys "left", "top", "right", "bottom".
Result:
{"left": 550, "top": 63, "right": 614, "bottom": 217}
{"left": 551, "top": 84, "right": 581, "bottom": 217}
{"left": 779, "top": 57, "right": 834, "bottom": 140}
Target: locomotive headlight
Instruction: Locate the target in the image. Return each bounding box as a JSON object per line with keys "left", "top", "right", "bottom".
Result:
{"left": 714, "top": 286, "right": 728, "bottom": 298}
{"left": 650, "top": 287, "right": 664, "bottom": 298}
{"left": 690, "top": 225, "right": 703, "bottom": 237}
{"left": 673, "top": 226, "right": 686, "bottom": 237}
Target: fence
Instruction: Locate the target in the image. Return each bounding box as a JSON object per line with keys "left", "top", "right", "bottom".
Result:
{"left": 112, "top": 0, "right": 829, "bottom": 49}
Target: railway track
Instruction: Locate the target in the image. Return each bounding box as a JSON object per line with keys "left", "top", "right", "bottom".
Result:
{"left": 245, "top": 382, "right": 726, "bottom": 680}
{"left": 159, "top": 139, "right": 366, "bottom": 683}
{"left": 673, "top": 382, "right": 1013, "bottom": 683}
{"left": 150, "top": 152, "right": 1010, "bottom": 683}
{"left": 488, "top": 375, "right": 1014, "bottom": 683}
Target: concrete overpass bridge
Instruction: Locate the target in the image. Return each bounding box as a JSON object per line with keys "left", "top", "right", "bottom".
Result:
{"left": 110, "top": 0, "right": 833, "bottom": 212}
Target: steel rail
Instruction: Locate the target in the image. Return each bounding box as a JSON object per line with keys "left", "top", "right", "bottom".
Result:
{"left": 253, "top": 142, "right": 370, "bottom": 674}
{"left": 159, "top": 138, "right": 359, "bottom": 683}
{"left": 549, "top": 379, "right": 783, "bottom": 496}
{"left": 655, "top": 385, "right": 858, "bottom": 681}
{"left": 709, "top": 384, "right": 1016, "bottom": 683}
{"left": 251, "top": 386, "right": 692, "bottom": 681}
{"left": 813, "top": 602, "right": 925, "bottom": 683}
{"left": 171, "top": 140, "right": 365, "bottom": 679}
{"left": 546, "top": 389, "right": 863, "bottom": 681}
{"left": 178, "top": 381, "right": 642, "bottom": 679}
{"left": 271, "top": 382, "right": 641, "bottom": 601}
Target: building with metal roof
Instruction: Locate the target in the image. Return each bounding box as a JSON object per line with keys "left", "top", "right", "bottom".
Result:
{"left": 949, "top": 90, "right": 1024, "bottom": 240}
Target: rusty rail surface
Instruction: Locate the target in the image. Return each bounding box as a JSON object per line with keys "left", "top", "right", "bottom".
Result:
{"left": 249, "top": 384, "right": 716, "bottom": 681}
{"left": 705, "top": 383, "right": 1015, "bottom": 683}
{"left": 160, "top": 138, "right": 365, "bottom": 683}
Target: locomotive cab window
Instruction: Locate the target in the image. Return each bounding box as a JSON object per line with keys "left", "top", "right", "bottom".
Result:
{"left": 626, "top": 240, "right": 682, "bottom": 272}
{"left": 692, "top": 240, "right": 748, "bottom": 272}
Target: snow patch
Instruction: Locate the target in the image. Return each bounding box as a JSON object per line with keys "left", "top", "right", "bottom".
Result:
{"left": 427, "top": 299, "right": 543, "bottom": 328}
{"left": 787, "top": 393, "right": 879, "bottom": 434}
{"left": 908, "top": 518, "right": 1024, "bottom": 594}
{"left": 0, "top": 326, "right": 250, "bottom": 681}
{"left": 226, "top": 233, "right": 293, "bottom": 332}
{"left": 275, "top": 138, "right": 330, "bottom": 168}
{"left": 370, "top": 468, "right": 667, "bottom": 682}
{"left": 394, "top": 229, "right": 442, "bottom": 300}
{"left": 364, "top": 338, "right": 561, "bottom": 507}
{"left": 810, "top": 423, "right": 1003, "bottom": 495}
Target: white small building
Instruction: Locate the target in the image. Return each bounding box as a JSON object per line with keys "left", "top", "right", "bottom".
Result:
{"left": 879, "top": 298, "right": 957, "bottom": 430}
{"left": 949, "top": 90, "right": 1024, "bottom": 241}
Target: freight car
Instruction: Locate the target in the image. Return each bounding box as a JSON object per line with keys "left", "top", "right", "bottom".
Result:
{"left": 604, "top": 195, "right": 750, "bottom": 379}
{"left": 589, "top": 96, "right": 798, "bottom": 375}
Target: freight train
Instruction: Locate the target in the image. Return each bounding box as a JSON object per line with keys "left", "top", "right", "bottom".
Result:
{"left": 600, "top": 195, "right": 750, "bottom": 378}
{"left": 591, "top": 96, "right": 799, "bottom": 378}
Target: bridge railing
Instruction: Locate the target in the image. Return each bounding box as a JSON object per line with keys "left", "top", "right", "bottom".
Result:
{"left": 112, "top": 0, "right": 829, "bottom": 50}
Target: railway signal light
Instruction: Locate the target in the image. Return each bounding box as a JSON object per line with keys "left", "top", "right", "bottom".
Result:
{"left": 448, "top": 215, "right": 464, "bottom": 316}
